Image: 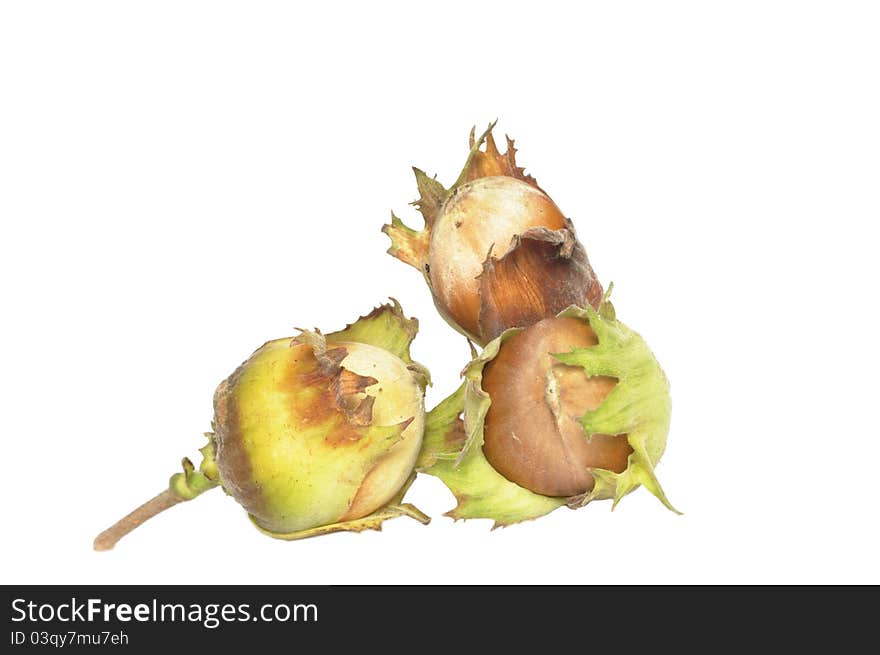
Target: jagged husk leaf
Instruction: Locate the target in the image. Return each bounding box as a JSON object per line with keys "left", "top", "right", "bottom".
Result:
{"left": 458, "top": 121, "right": 539, "bottom": 189}
{"left": 250, "top": 503, "right": 431, "bottom": 541}
{"left": 381, "top": 167, "right": 449, "bottom": 273}
{"left": 382, "top": 211, "right": 430, "bottom": 271}
{"left": 552, "top": 301, "right": 679, "bottom": 513}
{"left": 250, "top": 472, "right": 430, "bottom": 541}
{"left": 326, "top": 298, "right": 431, "bottom": 388}
{"left": 169, "top": 434, "right": 220, "bottom": 501}
{"left": 416, "top": 383, "right": 466, "bottom": 471}
{"left": 412, "top": 167, "right": 448, "bottom": 224}
{"left": 418, "top": 340, "right": 566, "bottom": 527}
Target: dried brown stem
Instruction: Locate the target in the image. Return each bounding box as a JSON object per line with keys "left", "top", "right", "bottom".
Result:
{"left": 93, "top": 489, "right": 185, "bottom": 551}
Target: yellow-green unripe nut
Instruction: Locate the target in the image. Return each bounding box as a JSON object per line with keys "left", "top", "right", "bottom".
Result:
{"left": 93, "top": 301, "right": 431, "bottom": 550}
{"left": 213, "top": 337, "right": 425, "bottom": 534}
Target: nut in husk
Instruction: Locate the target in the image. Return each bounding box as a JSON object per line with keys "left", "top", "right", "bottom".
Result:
{"left": 418, "top": 289, "right": 678, "bottom": 528}
{"left": 94, "top": 300, "right": 431, "bottom": 550}
{"left": 383, "top": 122, "right": 604, "bottom": 346}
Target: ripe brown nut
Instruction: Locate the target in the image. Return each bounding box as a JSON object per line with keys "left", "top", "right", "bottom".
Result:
{"left": 417, "top": 299, "right": 678, "bottom": 528}
{"left": 482, "top": 316, "right": 632, "bottom": 497}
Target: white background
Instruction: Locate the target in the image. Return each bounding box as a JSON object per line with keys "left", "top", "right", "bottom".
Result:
{"left": 2, "top": 1, "right": 878, "bottom": 585}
